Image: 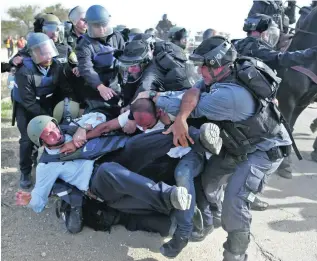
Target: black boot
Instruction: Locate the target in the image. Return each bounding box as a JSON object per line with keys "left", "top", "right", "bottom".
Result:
{"left": 20, "top": 173, "right": 32, "bottom": 189}
{"left": 190, "top": 224, "right": 214, "bottom": 242}
{"left": 65, "top": 206, "right": 84, "bottom": 234}
{"left": 250, "top": 197, "right": 269, "bottom": 211}
{"left": 160, "top": 234, "right": 188, "bottom": 258}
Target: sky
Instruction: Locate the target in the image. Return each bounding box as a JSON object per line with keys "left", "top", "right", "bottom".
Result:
{"left": 1, "top": 0, "right": 313, "bottom": 39}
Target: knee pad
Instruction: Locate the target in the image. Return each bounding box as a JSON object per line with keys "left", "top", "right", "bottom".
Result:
{"left": 224, "top": 230, "right": 250, "bottom": 255}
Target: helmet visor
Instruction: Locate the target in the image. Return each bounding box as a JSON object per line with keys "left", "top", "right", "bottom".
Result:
{"left": 185, "top": 60, "right": 201, "bottom": 86}
{"left": 87, "top": 22, "right": 113, "bottom": 38}
{"left": 118, "top": 62, "right": 144, "bottom": 84}
{"left": 43, "top": 24, "right": 65, "bottom": 43}
{"left": 262, "top": 25, "right": 280, "bottom": 47}
{"left": 29, "top": 39, "right": 59, "bottom": 64}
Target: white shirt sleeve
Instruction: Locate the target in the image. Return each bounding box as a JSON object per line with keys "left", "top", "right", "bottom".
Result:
{"left": 118, "top": 110, "right": 130, "bottom": 128}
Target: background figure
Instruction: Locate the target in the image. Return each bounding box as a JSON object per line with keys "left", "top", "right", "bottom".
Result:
{"left": 6, "top": 36, "right": 14, "bottom": 58}
{"left": 17, "top": 36, "right": 27, "bottom": 51}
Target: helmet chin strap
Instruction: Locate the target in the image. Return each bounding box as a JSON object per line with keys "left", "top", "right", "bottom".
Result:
{"left": 207, "top": 65, "right": 232, "bottom": 85}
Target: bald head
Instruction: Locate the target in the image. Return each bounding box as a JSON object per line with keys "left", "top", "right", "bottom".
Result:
{"left": 131, "top": 98, "right": 158, "bottom": 131}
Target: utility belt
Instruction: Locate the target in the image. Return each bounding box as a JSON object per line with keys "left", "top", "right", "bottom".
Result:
{"left": 229, "top": 145, "right": 291, "bottom": 163}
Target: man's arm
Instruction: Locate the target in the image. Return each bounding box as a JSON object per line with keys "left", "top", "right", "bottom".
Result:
{"left": 253, "top": 44, "right": 317, "bottom": 70}
{"left": 16, "top": 166, "right": 59, "bottom": 213}
{"left": 86, "top": 118, "right": 121, "bottom": 139}
{"left": 153, "top": 87, "right": 201, "bottom": 147}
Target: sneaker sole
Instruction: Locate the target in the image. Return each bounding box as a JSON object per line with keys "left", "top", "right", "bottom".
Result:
{"left": 200, "top": 123, "right": 222, "bottom": 155}
{"left": 170, "top": 187, "right": 192, "bottom": 210}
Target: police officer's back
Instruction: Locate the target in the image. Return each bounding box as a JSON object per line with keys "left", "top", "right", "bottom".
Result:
{"left": 76, "top": 5, "right": 125, "bottom": 117}
{"left": 234, "top": 14, "right": 317, "bottom": 71}
{"left": 133, "top": 37, "right": 193, "bottom": 96}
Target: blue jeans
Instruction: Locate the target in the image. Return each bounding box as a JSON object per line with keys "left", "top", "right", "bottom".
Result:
{"left": 173, "top": 150, "right": 205, "bottom": 238}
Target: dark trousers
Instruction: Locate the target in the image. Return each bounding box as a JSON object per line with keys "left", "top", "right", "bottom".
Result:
{"left": 90, "top": 162, "right": 175, "bottom": 215}
{"left": 7, "top": 48, "right": 13, "bottom": 58}
{"left": 15, "top": 103, "right": 37, "bottom": 175}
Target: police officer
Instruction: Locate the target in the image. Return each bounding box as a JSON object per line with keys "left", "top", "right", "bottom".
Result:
{"left": 156, "top": 14, "right": 173, "bottom": 40}
{"left": 117, "top": 38, "right": 154, "bottom": 108}
{"left": 202, "top": 28, "right": 217, "bottom": 41}
{"left": 13, "top": 33, "right": 73, "bottom": 189}
{"left": 248, "top": 0, "right": 296, "bottom": 33}
{"left": 114, "top": 25, "right": 129, "bottom": 43}
{"left": 76, "top": 5, "right": 125, "bottom": 118}
{"left": 146, "top": 36, "right": 292, "bottom": 260}
{"left": 65, "top": 6, "right": 87, "bottom": 51}
{"left": 234, "top": 14, "right": 317, "bottom": 71}
{"left": 10, "top": 14, "right": 76, "bottom": 70}
{"left": 168, "top": 26, "right": 188, "bottom": 50}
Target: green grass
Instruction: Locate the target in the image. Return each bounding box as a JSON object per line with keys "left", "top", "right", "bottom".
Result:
{"left": 1, "top": 100, "right": 13, "bottom": 119}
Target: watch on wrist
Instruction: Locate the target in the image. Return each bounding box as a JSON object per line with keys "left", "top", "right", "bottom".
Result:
{"left": 149, "top": 90, "right": 157, "bottom": 100}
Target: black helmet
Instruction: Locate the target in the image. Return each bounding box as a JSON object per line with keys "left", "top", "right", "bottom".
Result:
{"left": 189, "top": 36, "right": 237, "bottom": 69}
{"left": 133, "top": 33, "right": 155, "bottom": 50}
{"left": 243, "top": 14, "right": 273, "bottom": 33}
{"left": 168, "top": 26, "right": 188, "bottom": 49}
{"left": 202, "top": 28, "right": 217, "bottom": 41}
{"left": 117, "top": 40, "right": 152, "bottom": 84}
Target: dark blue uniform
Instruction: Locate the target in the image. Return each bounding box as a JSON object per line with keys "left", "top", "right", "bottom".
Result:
{"left": 234, "top": 37, "right": 317, "bottom": 70}
{"left": 75, "top": 32, "right": 125, "bottom": 116}
{"left": 14, "top": 58, "right": 72, "bottom": 181}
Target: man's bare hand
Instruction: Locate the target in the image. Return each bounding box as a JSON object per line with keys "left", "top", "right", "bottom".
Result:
{"left": 97, "top": 84, "right": 117, "bottom": 101}
{"left": 73, "top": 128, "right": 87, "bottom": 148}
{"left": 60, "top": 141, "right": 77, "bottom": 154}
{"left": 163, "top": 116, "right": 194, "bottom": 147}
{"left": 16, "top": 191, "right": 31, "bottom": 206}
{"left": 123, "top": 120, "right": 137, "bottom": 134}
{"left": 12, "top": 56, "right": 23, "bottom": 66}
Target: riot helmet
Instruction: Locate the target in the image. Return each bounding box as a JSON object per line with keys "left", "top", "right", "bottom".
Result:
{"left": 128, "top": 28, "right": 143, "bottom": 42}
{"left": 68, "top": 6, "right": 87, "bottom": 34}
{"left": 168, "top": 26, "right": 188, "bottom": 49}
{"left": 189, "top": 36, "right": 237, "bottom": 68}
{"left": 42, "top": 14, "right": 65, "bottom": 43}
{"left": 117, "top": 40, "right": 152, "bottom": 84}
{"left": 85, "top": 5, "right": 113, "bottom": 38}
{"left": 203, "top": 28, "right": 217, "bottom": 41}
{"left": 27, "top": 33, "right": 59, "bottom": 66}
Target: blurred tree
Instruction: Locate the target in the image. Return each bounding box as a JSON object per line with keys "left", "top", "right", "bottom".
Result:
{"left": 7, "top": 5, "right": 40, "bottom": 30}
{"left": 43, "top": 4, "right": 70, "bottom": 21}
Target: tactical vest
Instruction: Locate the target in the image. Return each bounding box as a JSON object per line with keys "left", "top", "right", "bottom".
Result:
{"left": 39, "top": 126, "right": 130, "bottom": 163}
{"left": 12, "top": 58, "right": 57, "bottom": 104}
{"left": 153, "top": 41, "right": 190, "bottom": 91}
{"left": 214, "top": 57, "right": 283, "bottom": 157}
{"left": 80, "top": 34, "right": 118, "bottom": 81}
